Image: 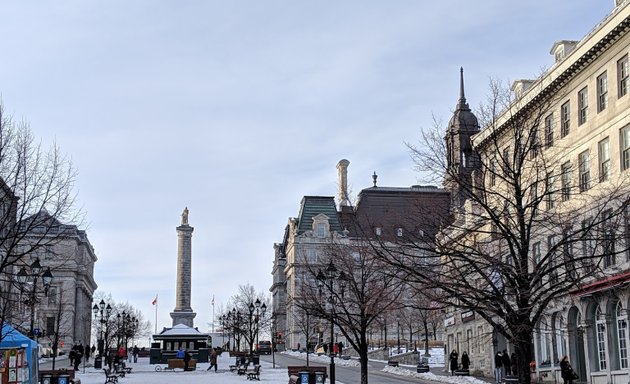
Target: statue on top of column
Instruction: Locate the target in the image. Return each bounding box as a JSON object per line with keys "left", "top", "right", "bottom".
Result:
{"left": 181, "top": 207, "right": 189, "bottom": 225}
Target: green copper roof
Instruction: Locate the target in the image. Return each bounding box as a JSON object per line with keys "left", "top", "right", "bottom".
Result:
{"left": 296, "top": 196, "right": 343, "bottom": 234}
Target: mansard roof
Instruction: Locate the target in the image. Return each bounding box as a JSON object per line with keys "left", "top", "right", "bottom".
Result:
{"left": 296, "top": 196, "right": 343, "bottom": 235}
{"left": 343, "top": 185, "right": 451, "bottom": 240}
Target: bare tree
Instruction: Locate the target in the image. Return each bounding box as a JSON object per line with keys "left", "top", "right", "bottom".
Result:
{"left": 0, "top": 102, "right": 81, "bottom": 343}
{"left": 299, "top": 240, "right": 406, "bottom": 384}
{"left": 224, "top": 284, "right": 270, "bottom": 353}
{"left": 369, "top": 79, "right": 630, "bottom": 384}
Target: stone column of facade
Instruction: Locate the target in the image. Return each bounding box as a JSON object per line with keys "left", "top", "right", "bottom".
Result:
{"left": 170, "top": 207, "right": 196, "bottom": 327}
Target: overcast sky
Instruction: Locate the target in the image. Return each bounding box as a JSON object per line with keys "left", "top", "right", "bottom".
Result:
{"left": 0, "top": 1, "right": 611, "bottom": 339}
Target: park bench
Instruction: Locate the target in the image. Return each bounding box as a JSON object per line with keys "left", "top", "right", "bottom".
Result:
{"left": 237, "top": 361, "right": 250, "bottom": 375}
{"left": 167, "top": 358, "right": 197, "bottom": 371}
{"left": 387, "top": 360, "right": 399, "bottom": 367}
{"left": 247, "top": 364, "right": 261, "bottom": 380}
{"left": 103, "top": 368, "right": 119, "bottom": 384}
{"left": 39, "top": 369, "right": 80, "bottom": 384}
{"left": 287, "top": 365, "right": 327, "bottom": 384}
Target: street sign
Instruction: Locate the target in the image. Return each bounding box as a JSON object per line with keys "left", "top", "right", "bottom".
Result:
{"left": 33, "top": 328, "right": 40, "bottom": 336}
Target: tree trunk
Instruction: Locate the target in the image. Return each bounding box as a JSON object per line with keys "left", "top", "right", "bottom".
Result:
{"left": 514, "top": 329, "right": 535, "bottom": 384}
{"left": 359, "top": 345, "right": 369, "bottom": 384}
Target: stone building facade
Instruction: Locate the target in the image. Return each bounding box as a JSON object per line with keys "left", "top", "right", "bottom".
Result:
{"left": 15, "top": 211, "right": 98, "bottom": 354}
{"left": 442, "top": 2, "right": 630, "bottom": 383}
{"left": 271, "top": 160, "right": 450, "bottom": 351}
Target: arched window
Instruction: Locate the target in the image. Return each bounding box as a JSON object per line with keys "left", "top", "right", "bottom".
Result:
{"left": 596, "top": 305, "right": 607, "bottom": 370}
{"left": 554, "top": 314, "right": 567, "bottom": 361}
{"left": 617, "top": 302, "right": 628, "bottom": 369}
{"left": 539, "top": 317, "right": 551, "bottom": 364}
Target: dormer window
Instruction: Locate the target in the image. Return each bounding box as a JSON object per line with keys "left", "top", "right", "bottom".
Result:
{"left": 317, "top": 223, "right": 325, "bottom": 238}
{"left": 311, "top": 213, "right": 330, "bottom": 238}
{"left": 396, "top": 228, "right": 403, "bottom": 237}
{"left": 375, "top": 227, "right": 382, "bottom": 236}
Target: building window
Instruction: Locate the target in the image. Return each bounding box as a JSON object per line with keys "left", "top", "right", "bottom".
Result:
{"left": 375, "top": 227, "right": 382, "bottom": 236}
{"left": 396, "top": 228, "right": 403, "bottom": 237}
{"left": 602, "top": 209, "right": 616, "bottom": 267}
{"left": 597, "top": 71, "right": 608, "bottom": 112}
{"left": 316, "top": 223, "right": 325, "bottom": 238}
{"left": 545, "top": 114, "right": 554, "bottom": 148}
{"left": 578, "top": 87, "right": 588, "bottom": 125}
{"left": 547, "top": 235, "right": 558, "bottom": 279}
{"left": 46, "top": 317, "right": 56, "bottom": 336}
{"left": 489, "top": 162, "right": 497, "bottom": 187}
{"left": 554, "top": 315, "right": 567, "bottom": 360}
{"left": 560, "top": 101, "right": 570, "bottom": 138}
{"left": 579, "top": 150, "right": 590, "bottom": 192}
{"left": 617, "top": 302, "right": 628, "bottom": 369}
{"left": 503, "top": 147, "right": 510, "bottom": 176}
{"left": 48, "top": 286, "right": 58, "bottom": 305}
{"left": 478, "top": 325, "right": 485, "bottom": 353}
{"left": 561, "top": 162, "right": 571, "bottom": 201}
{"left": 531, "top": 124, "right": 540, "bottom": 158}
{"left": 539, "top": 318, "right": 551, "bottom": 364}
{"left": 618, "top": 54, "right": 629, "bottom": 98}
{"left": 598, "top": 138, "right": 611, "bottom": 182}
{"left": 621, "top": 125, "right": 630, "bottom": 171}
{"left": 625, "top": 204, "right": 630, "bottom": 262}
{"left": 581, "top": 218, "right": 596, "bottom": 271}
{"left": 545, "top": 176, "right": 555, "bottom": 209}
{"left": 596, "top": 305, "right": 608, "bottom": 370}
{"left": 306, "top": 249, "right": 317, "bottom": 263}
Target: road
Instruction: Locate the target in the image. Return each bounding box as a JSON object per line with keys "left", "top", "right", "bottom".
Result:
{"left": 260, "top": 352, "right": 437, "bottom": 384}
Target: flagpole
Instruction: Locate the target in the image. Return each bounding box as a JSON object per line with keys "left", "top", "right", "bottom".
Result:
{"left": 155, "top": 294, "right": 158, "bottom": 334}
{"left": 212, "top": 297, "right": 215, "bottom": 332}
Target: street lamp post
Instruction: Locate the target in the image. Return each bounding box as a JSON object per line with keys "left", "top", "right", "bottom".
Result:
{"left": 92, "top": 299, "right": 112, "bottom": 357}
{"left": 16, "top": 258, "right": 53, "bottom": 338}
{"left": 397, "top": 316, "right": 401, "bottom": 354}
{"left": 317, "top": 260, "right": 346, "bottom": 384}
{"left": 249, "top": 299, "right": 267, "bottom": 353}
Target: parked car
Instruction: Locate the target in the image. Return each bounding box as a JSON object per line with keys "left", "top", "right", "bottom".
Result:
{"left": 257, "top": 340, "right": 272, "bottom": 355}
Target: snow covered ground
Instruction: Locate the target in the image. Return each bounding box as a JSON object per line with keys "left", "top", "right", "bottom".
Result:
{"left": 68, "top": 347, "right": 490, "bottom": 384}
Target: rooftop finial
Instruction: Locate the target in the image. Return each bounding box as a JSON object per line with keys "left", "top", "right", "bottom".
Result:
{"left": 459, "top": 67, "right": 466, "bottom": 103}
{"left": 372, "top": 172, "right": 378, "bottom": 187}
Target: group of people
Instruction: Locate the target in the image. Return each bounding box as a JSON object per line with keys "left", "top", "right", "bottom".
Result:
{"left": 69, "top": 343, "right": 88, "bottom": 371}
{"left": 318, "top": 341, "right": 344, "bottom": 355}
{"left": 493, "top": 349, "right": 519, "bottom": 382}
{"left": 447, "top": 350, "right": 470, "bottom": 375}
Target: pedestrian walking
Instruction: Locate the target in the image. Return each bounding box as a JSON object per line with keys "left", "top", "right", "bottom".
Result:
{"left": 73, "top": 350, "right": 82, "bottom": 371}
{"left": 132, "top": 345, "right": 139, "bottom": 363}
{"left": 560, "top": 355, "right": 577, "bottom": 384}
{"left": 338, "top": 341, "right": 344, "bottom": 356}
{"left": 503, "top": 349, "right": 512, "bottom": 375}
{"left": 449, "top": 349, "right": 458, "bottom": 375}
{"left": 207, "top": 348, "right": 218, "bottom": 372}
{"left": 69, "top": 348, "right": 76, "bottom": 367}
{"left": 461, "top": 351, "right": 470, "bottom": 370}
{"left": 183, "top": 349, "right": 192, "bottom": 371}
{"left": 494, "top": 351, "right": 503, "bottom": 384}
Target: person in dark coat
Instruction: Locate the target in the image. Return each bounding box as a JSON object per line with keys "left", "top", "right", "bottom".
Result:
{"left": 338, "top": 341, "right": 344, "bottom": 356}
{"left": 183, "top": 349, "right": 192, "bottom": 371}
{"left": 69, "top": 349, "right": 76, "bottom": 367}
{"left": 461, "top": 351, "right": 470, "bottom": 370}
{"left": 207, "top": 348, "right": 218, "bottom": 372}
{"left": 449, "top": 349, "right": 458, "bottom": 375}
{"left": 511, "top": 352, "right": 517, "bottom": 375}
{"left": 73, "top": 350, "right": 82, "bottom": 371}
{"left": 502, "top": 350, "right": 512, "bottom": 375}
{"left": 560, "top": 355, "right": 575, "bottom": 384}
{"left": 494, "top": 351, "right": 503, "bottom": 384}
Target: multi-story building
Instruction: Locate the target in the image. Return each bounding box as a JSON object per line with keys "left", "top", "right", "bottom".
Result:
{"left": 443, "top": 2, "right": 630, "bottom": 383}
{"left": 13, "top": 210, "right": 97, "bottom": 354}
{"left": 271, "top": 160, "right": 450, "bottom": 351}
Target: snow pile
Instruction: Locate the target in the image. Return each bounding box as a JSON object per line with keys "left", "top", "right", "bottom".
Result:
{"left": 282, "top": 350, "right": 360, "bottom": 367}
{"left": 382, "top": 366, "right": 488, "bottom": 384}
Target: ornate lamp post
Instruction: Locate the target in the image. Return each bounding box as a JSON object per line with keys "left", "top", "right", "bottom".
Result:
{"left": 16, "top": 258, "right": 53, "bottom": 338}
{"left": 397, "top": 315, "right": 401, "bottom": 354}
{"left": 249, "top": 299, "right": 267, "bottom": 352}
{"left": 92, "top": 299, "right": 112, "bottom": 357}
{"left": 317, "top": 260, "right": 346, "bottom": 384}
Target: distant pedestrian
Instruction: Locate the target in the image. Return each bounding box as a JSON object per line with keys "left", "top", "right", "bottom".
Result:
{"left": 183, "top": 349, "right": 192, "bottom": 371}
{"left": 494, "top": 351, "right": 504, "bottom": 383}
{"left": 449, "top": 349, "right": 458, "bottom": 375}
{"left": 73, "top": 351, "right": 82, "bottom": 371}
{"left": 207, "top": 348, "right": 218, "bottom": 372}
{"left": 560, "top": 355, "right": 576, "bottom": 384}
{"left": 461, "top": 351, "right": 470, "bottom": 370}
{"left": 69, "top": 349, "right": 76, "bottom": 367}
{"left": 85, "top": 345, "right": 91, "bottom": 362}
{"left": 333, "top": 343, "right": 339, "bottom": 355}
{"left": 132, "top": 345, "right": 139, "bottom": 363}
{"left": 176, "top": 346, "right": 185, "bottom": 358}
{"left": 338, "top": 341, "right": 344, "bottom": 356}
{"left": 511, "top": 352, "right": 518, "bottom": 375}
{"left": 503, "top": 350, "right": 512, "bottom": 375}
{"left": 91, "top": 345, "right": 96, "bottom": 357}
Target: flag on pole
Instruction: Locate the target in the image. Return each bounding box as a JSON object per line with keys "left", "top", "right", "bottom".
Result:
{"left": 211, "top": 294, "right": 215, "bottom": 306}
{"left": 152, "top": 295, "right": 158, "bottom": 305}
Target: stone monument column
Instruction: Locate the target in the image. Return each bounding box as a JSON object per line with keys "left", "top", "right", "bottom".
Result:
{"left": 170, "top": 207, "right": 197, "bottom": 327}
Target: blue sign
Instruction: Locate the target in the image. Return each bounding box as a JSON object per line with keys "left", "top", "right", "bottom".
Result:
{"left": 33, "top": 328, "right": 40, "bottom": 336}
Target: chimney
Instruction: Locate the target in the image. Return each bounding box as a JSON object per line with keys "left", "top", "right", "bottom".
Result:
{"left": 337, "top": 159, "right": 350, "bottom": 208}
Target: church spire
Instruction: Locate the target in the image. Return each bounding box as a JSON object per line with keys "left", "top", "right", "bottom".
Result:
{"left": 459, "top": 67, "right": 466, "bottom": 105}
